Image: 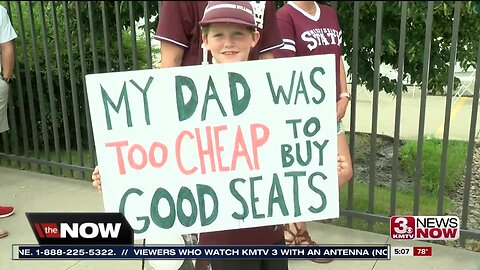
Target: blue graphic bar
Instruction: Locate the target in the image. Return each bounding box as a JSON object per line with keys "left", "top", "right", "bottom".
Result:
{"left": 13, "top": 245, "right": 390, "bottom": 260}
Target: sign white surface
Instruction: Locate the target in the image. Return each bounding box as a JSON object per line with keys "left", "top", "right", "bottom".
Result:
{"left": 85, "top": 54, "right": 339, "bottom": 239}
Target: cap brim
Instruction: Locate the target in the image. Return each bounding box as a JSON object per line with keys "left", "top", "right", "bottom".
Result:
{"left": 199, "top": 17, "right": 256, "bottom": 28}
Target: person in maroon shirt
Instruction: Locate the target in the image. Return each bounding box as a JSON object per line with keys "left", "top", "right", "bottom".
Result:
{"left": 274, "top": 0, "right": 354, "bottom": 264}
{"left": 154, "top": 1, "right": 284, "bottom": 67}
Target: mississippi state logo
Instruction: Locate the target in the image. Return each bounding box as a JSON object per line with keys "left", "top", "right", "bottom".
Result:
{"left": 250, "top": 1, "right": 266, "bottom": 29}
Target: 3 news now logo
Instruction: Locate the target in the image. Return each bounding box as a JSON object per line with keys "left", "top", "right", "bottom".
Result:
{"left": 26, "top": 212, "right": 133, "bottom": 245}
{"left": 390, "top": 216, "right": 460, "bottom": 240}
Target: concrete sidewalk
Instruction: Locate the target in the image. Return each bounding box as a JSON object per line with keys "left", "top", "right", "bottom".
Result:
{"left": 0, "top": 167, "right": 479, "bottom": 270}
{"left": 343, "top": 85, "right": 480, "bottom": 141}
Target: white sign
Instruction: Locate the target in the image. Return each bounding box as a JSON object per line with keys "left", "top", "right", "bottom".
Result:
{"left": 85, "top": 54, "right": 339, "bottom": 240}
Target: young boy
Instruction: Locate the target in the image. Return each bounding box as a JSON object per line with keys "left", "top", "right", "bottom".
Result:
{"left": 91, "top": 2, "right": 349, "bottom": 269}
{"left": 195, "top": 2, "right": 288, "bottom": 270}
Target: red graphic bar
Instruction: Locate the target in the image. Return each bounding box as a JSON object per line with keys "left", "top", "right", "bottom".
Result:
{"left": 413, "top": 246, "right": 432, "bottom": 256}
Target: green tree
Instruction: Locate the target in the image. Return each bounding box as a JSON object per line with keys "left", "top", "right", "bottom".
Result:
{"left": 338, "top": 1, "right": 479, "bottom": 95}
{"left": 4, "top": 1, "right": 159, "bottom": 152}
{"left": 275, "top": 1, "right": 479, "bottom": 95}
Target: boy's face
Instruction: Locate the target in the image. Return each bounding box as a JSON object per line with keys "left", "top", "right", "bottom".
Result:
{"left": 202, "top": 23, "right": 260, "bottom": 64}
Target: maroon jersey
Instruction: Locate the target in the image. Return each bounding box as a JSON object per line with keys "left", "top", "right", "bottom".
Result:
{"left": 154, "top": 1, "right": 284, "bottom": 66}
{"left": 198, "top": 225, "right": 284, "bottom": 246}
{"left": 274, "top": 2, "right": 343, "bottom": 99}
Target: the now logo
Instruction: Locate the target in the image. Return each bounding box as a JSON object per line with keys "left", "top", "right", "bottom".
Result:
{"left": 27, "top": 213, "right": 133, "bottom": 245}
{"left": 34, "top": 222, "right": 121, "bottom": 239}
{"left": 61, "top": 222, "right": 121, "bottom": 238}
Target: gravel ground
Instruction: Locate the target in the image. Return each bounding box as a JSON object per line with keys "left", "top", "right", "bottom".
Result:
{"left": 352, "top": 133, "right": 480, "bottom": 252}
{"left": 445, "top": 132, "right": 480, "bottom": 252}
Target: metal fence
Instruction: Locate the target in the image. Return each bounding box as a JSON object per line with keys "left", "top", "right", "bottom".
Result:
{"left": 0, "top": 1, "right": 478, "bottom": 248}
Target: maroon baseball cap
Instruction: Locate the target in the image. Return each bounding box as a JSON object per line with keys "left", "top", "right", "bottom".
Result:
{"left": 199, "top": 1, "right": 256, "bottom": 28}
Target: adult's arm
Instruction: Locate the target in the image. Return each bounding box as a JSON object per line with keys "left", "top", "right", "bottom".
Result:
{"left": 272, "top": 6, "right": 296, "bottom": 58}
{"left": 160, "top": 41, "right": 184, "bottom": 68}
{"left": 154, "top": 1, "right": 195, "bottom": 67}
{"left": 335, "top": 4, "right": 349, "bottom": 121}
{"left": 258, "top": 1, "right": 284, "bottom": 57}
{"left": 336, "top": 56, "right": 349, "bottom": 121}
{"left": 0, "top": 6, "right": 16, "bottom": 78}
{"left": 0, "top": 41, "right": 14, "bottom": 78}
{"left": 339, "top": 56, "right": 347, "bottom": 92}
{"left": 259, "top": 51, "right": 274, "bottom": 60}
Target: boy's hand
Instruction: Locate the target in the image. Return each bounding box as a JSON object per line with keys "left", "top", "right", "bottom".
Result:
{"left": 91, "top": 166, "right": 102, "bottom": 195}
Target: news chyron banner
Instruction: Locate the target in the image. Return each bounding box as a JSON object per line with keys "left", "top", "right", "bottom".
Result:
{"left": 25, "top": 213, "right": 133, "bottom": 245}
{"left": 14, "top": 245, "right": 391, "bottom": 260}
{"left": 84, "top": 55, "right": 339, "bottom": 239}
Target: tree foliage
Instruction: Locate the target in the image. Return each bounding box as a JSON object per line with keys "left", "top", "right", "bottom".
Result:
{"left": 275, "top": 1, "right": 480, "bottom": 95}
{"left": 4, "top": 1, "right": 479, "bottom": 156}
{"left": 3, "top": 1, "right": 159, "bottom": 151}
